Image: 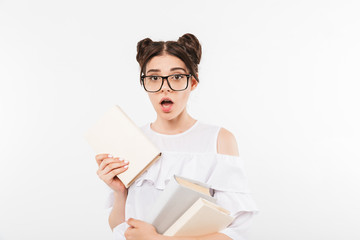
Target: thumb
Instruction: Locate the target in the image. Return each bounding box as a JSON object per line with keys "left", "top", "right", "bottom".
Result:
{"left": 127, "top": 218, "right": 142, "bottom": 228}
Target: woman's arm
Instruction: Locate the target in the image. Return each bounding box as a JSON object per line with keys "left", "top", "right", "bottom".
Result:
{"left": 95, "top": 153, "right": 129, "bottom": 231}
{"left": 109, "top": 190, "right": 128, "bottom": 231}
{"left": 125, "top": 219, "right": 231, "bottom": 240}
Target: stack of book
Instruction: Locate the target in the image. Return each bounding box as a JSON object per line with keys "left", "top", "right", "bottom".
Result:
{"left": 85, "top": 105, "right": 234, "bottom": 236}
{"left": 145, "top": 175, "right": 234, "bottom": 237}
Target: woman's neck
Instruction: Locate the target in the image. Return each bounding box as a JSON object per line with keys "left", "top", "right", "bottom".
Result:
{"left": 151, "top": 110, "right": 197, "bottom": 135}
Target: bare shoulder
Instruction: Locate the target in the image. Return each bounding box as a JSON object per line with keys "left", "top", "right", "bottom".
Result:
{"left": 217, "top": 127, "right": 240, "bottom": 156}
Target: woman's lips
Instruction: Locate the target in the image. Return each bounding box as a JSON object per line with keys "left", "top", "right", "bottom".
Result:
{"left": 160, "top": 97, "right": 173, "bottom": 113}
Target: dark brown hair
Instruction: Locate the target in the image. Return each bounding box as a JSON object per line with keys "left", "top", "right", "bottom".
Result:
{"left": 136, "top": 33, "right": 202, "bottom": 84}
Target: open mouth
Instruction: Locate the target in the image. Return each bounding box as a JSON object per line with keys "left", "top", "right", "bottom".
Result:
{"left": 160, "top": 98, "right": 174, "bottom": 112}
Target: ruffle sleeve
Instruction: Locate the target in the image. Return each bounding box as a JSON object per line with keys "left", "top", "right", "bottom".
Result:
{"left": 134, "top": 151, "right": 259, "bottom": 213}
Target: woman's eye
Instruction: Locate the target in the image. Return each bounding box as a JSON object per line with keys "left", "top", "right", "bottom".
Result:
{"left": 173, "top": 74, "right": 183, "bottom": 80}
{"left": 150, "top": 76, "right": 160, "bottom": 81}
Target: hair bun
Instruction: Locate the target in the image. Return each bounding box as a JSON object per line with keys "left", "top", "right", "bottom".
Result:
{"left": 136, "top": 38, "right": 153, "bottom": 65}
{"left": 177, "top": 33, "right": 202, "bottom": 65}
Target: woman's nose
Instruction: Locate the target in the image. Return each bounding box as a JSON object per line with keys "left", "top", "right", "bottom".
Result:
{"left": 161, "top": 79, "right": 171, "bottom": 92}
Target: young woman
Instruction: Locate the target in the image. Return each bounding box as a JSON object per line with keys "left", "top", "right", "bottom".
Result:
{"left": 95, "top": 33, "right": 258, "bottom": 240}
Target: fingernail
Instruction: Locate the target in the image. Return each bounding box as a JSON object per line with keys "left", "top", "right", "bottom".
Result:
{"left": 124, "top": 160, "right": 129, "bottom": 164}
{"left": 108, "top": 154, "right": 113, "bottom": 158}
{"left": 124, "top": 165, "right": 128, "bottom": 169}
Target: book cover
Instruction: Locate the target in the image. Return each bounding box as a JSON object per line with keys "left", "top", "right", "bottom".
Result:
{"left": 144, "top": 175, "right": 215, "bottom": 234}
{"left": 84, "top": 105, "right": 161, "bottom": 188}
{"left": 163, "top": 198, "right": 234, "bottom": 236}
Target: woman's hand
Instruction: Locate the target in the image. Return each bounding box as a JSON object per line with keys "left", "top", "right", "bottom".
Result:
{"left": 125, "top": 218, "right": 161, "bottom": 240}
{"left": 95, "top": 153, "right": 129, "bottom": 193}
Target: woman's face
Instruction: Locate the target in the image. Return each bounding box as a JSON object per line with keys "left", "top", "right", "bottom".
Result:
{"left": 144, "top": 54, "right": 198, "bottom": 121}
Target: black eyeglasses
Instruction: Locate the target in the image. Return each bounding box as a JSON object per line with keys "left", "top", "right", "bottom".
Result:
{"left": 140, "top": 74, "right": 192, "bottom": 93}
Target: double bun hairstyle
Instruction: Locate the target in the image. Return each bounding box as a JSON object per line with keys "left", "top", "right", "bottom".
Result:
{"left": 136, "top": 33, "right": 202, "bottom": 84}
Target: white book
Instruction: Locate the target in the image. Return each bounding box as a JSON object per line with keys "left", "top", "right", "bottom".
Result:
{"left": 84, "top": 105, "right": 161, "bottom": 188}
{"left": 144, "top": 175, "right": 216, "bottom": 234}
{"left": 163, "top": 198, "right": 234, "bottom": 236}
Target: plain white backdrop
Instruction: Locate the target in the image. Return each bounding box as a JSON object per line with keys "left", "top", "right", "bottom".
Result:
{"left": 1, "top": 0, "right": 359, "bottom": 239}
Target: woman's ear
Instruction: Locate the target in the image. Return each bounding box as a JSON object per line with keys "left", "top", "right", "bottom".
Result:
{"left": 190, "top": 74, "right": 198, "bottom": 91}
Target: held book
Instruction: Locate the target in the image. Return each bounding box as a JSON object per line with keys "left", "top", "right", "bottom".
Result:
{"left": 144, "top": 175, "right": 216, "bottom": 234}
{"left": 84, "top": 105, "right": 161, "bottom": 188}
{"left": 163, "top": 198, "right": 234, "bottom": 236}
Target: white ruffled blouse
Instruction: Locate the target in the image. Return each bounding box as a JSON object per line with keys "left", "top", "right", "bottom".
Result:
{"left": 106, "top": 121, "right": 258, "bottom": 240}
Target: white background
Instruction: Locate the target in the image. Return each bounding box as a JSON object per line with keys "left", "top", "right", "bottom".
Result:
{"left": 1, "top": 0, "right": 359, "bottom": 239}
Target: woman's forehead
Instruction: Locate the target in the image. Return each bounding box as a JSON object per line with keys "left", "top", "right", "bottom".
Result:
{"left": 146, "top": 54, "right": 187, "bottom": 74}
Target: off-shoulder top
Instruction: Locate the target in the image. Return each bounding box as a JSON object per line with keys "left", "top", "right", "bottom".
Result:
{"left": 106, "top": 121, "right": 258, "bottom": 240}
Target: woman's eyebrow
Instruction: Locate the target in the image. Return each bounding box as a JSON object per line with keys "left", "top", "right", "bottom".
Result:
{"left": 146, "top": 69, "right": 160, "bottom": 74}
{"left": 170, "top": 67, "right": 186, "bottom": 72}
